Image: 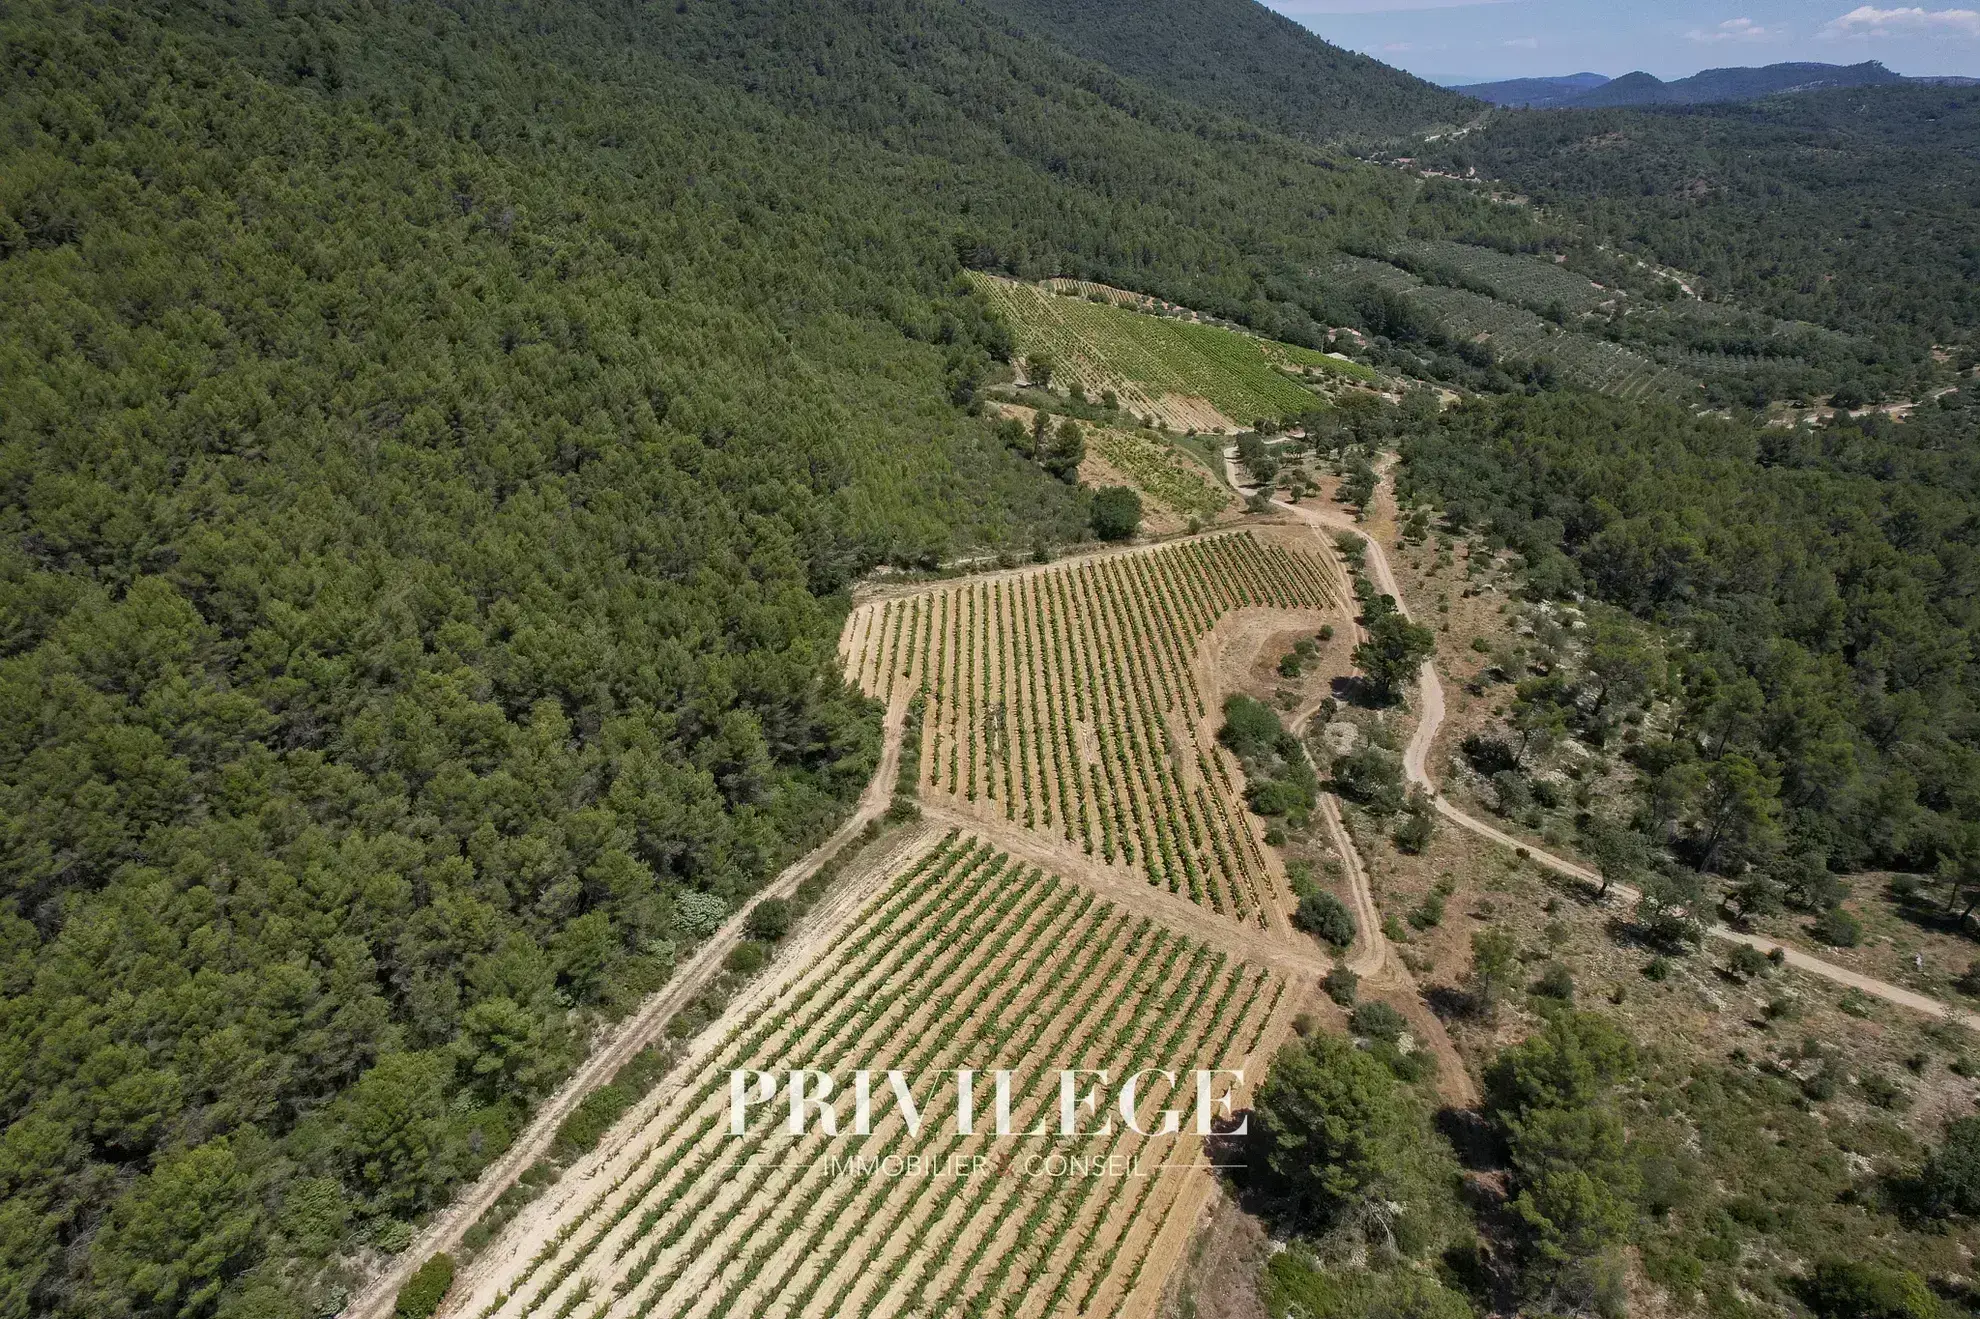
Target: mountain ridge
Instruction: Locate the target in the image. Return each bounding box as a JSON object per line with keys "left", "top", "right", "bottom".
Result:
{"left": 1460, "top": 59, "right": 1921, "bottom": 108}
{"left": 972, "top": 0, "right": 1476, "bottom": 140}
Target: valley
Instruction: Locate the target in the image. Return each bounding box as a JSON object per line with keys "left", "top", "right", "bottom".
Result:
{"left": 3, "top": 3, "right": 1977, "bottom": 1319}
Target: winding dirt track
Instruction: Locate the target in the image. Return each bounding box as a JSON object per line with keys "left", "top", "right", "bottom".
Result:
{"left": 349, "top": 443, "right": 1970, "bottom": 1319}
{"left": 1225, "top": 447, "right": 1980, "bottom": 1032}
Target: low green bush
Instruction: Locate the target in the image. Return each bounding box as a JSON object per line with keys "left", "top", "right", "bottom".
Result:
{"left": 1295, "top": 892, "right": 1357, "bottom": 948}
{"left": 724, "top": 941, "right": 770, "bottom": 975}
{"left": 395, "top": 1254, "right": 454, "bottom": 1319}
{"left": 1349, "top": 1000, "right": 1406, "bottom": 1043}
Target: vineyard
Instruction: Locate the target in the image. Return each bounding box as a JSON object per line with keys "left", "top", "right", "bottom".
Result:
{"left": 841, "top": 532, "right": 1342, "bottom": 928}
{"left": 969, "top": 273, "right": 1375, "bottom": 430}
{"left": 1086, "top": 425, "right": 1233, "bottom": 522}
{"left": 453, "top": 832, "right": 1288, "bottom": 1319}
{"left": 1326, "top": 256, "right": 1697, "bottom": 403}
{"left": 1390, "top": 239, "right": 1610, "bottom": 315}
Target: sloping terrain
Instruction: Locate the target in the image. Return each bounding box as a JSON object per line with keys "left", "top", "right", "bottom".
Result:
{"left": 450, "top": 832, "right": 1290, "bottom": 1319}
{"left": 974, "top": 276, "right": 1375, "bottom": 429}
{"left": 844, "top": 533, "right": 1343, "bottom": 927}
{"left": 1572, "top": 60, "right": 1903, "bottom": 107}
{"left": 1412, "top": 85, "right": 1980, "bottom": 387}
{"left": 974, "top": 0, "right": 1475, "bottom": 142}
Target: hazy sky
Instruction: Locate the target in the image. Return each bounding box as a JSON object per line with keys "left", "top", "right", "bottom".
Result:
{"left": 1260, "top": 0, "right": 1980, "bottom": 83}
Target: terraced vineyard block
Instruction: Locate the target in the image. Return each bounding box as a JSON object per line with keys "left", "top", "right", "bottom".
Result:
{"left": 453, "top": 834, "right": 1286, "bottom": 1319}
{"left": 842, "top": 532, "right": 1342, "bottom": 927}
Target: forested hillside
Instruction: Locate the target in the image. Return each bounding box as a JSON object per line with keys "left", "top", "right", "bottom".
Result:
{"left": 5, "top": 1, "right": 1980, "bottom": 1316}
{"left": 973, "top": 0, "right": 1477, "bottom": 142}
{"left": 0, "top": 2, "right": 1560, "bottom": 1315}
{"left": 1570, "top": 60, "right": 1903, "bottom": 108}
{"left": 1398, "top": 390, "right": 1979, "bottom": 881}
{"left": 1416, "top": 87, "right": 1980, "bottom": 382}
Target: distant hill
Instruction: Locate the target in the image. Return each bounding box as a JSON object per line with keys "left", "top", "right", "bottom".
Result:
{"left": 974, "top": 0, "right": 1477, "bottom": 140}
{"left": 1461, "top": 61, "right": 1911, "bottom": 109}
{"left": 1575, "top": 61, "right": 1903, "bottom": 106}
{"left": 1454, "top": 72, "right": 1609, "bottom": 108}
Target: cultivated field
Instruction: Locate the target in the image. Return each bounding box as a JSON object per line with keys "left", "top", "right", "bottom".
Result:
{"left": 453, "top": 832, "right": 1289, "bottom": 1319}
{"left": 842, "top": 532, "right": 1342, "bottom": 928}
{"left": 1086, "top": 425, "right": 1233, "bottom": 522}
{"left": 968, "top": 273, "right": 1374, "bottom": 429}
{"left": 1391, "top": 238, "right": 1610, "bottom": 314}
{"left": 1326, "top": 255, "right": 1697, "bottom": 403}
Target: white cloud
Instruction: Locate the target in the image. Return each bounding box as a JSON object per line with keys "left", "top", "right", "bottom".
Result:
{"left": 1686, "top": 17, "right": 1775, "bottom": 43}
{"left": 1502, "top": 36, "right": 1540, "bottom": 48}
{"left": 1382, "top": 41, "right": 1417, "bottom": 51}
{"left": 1820, "top": 6, "right": 1980, "bottom": 38}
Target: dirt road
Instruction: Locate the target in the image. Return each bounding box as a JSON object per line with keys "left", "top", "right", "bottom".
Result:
{"left": 916, "top": 799, "right": 1328, "bottom": 981}
{"left": 1228, "top": 447, "right": 1980, "bottom": 1032}
{"left": 340, "top": 690, "right": 915, "bottom": 1319}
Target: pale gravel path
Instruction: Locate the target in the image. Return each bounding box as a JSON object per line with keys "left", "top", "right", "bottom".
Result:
{"left": 340, "top": 683, "right": 916, "bottom": 1319}
{"left": 1227, "top": 446, "right": 1980, "bottom": 1032}
{"left": 350, "top": 448, "right": 1972, "bottom": 1319}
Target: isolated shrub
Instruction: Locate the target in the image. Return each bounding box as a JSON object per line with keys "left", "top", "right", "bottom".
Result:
{"left": 724, "top": 941, "right": 769, "bottom": 975}
{"left": 1334, "top": 744, "right": 1405, "bottom": 815}
{"left": 1323, "top": 966, "right": 1360, "bottom": 1007}
{"left": 1859, "top": 1072, "right": 1910, "bottom": 1111}
{"left": 1490, "top": 769, "right": 1530, "bottom": 816}
{"left": 1802, "top": 1062, "right": 1839, "bottom": 1101}
{"left": 1802, "top": 1258, "right": 1935, "bottom": 1319}
{"left": 744, "top": 898, "right": 792, "bottom": 942}
{"left": 1250, "top": 778, "right": 1315, "bottom": 819}
{"left": 1220, "top": 694, "right": 1285, "bottom": 758}
{"left": 1728, "top": 944, "right": 1771, "bottom": 981}
{"left": 1350, "top": 1001, "right": 1406, "bottom": 1043}
{"left": 555, "top": 1083, "right": 634, "bottom": 1160}
{"left": 674, "top": 890, "right": 728, "bottom": 939}
{"left": 396, "top": 1254, "right": 455, "bottom": 1319}
{"left": 1408, "top": 890, "right": 1446, "bottom": 930}
{"left": 1392, "top": 808, "right": 1435, "bottom": 855}
{"left": 1295, "top": 892, "right": 1357, "bottom": 948}
{"left": 1530, "top": 963, "right": 1575, "bottom": 1002}
{"left": 1812, "top": 906, "right": 1863, "bottom": 948}
{"left": 1460, "top": 733, "right": 1519, "bottom": 775}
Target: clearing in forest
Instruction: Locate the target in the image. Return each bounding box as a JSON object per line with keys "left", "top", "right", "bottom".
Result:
{"left": 454, "top": 833, "right": 1288, "bottom": 1319}
{"left": 1325, "top": 253, "right": 1697, "bottom": 403}
{"left": 841, "top": 532, "right": 1342, "bottom": 928}
{"left": 968, "top": 273, "right": 1376, "bottom": 430}
{"left": 1083, "top": 424, "right": 1233, "bottom": 524}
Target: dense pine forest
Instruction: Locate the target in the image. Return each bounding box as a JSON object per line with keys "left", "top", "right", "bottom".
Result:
{"left": 1398, "top": 391, "right": 1979, "bottom": 880}
{"left": 2, "top": 1, "right": 1979, "bottom": 1317}
{"left": 1414, "top": 87, "right": 1980, "bottom": 397}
